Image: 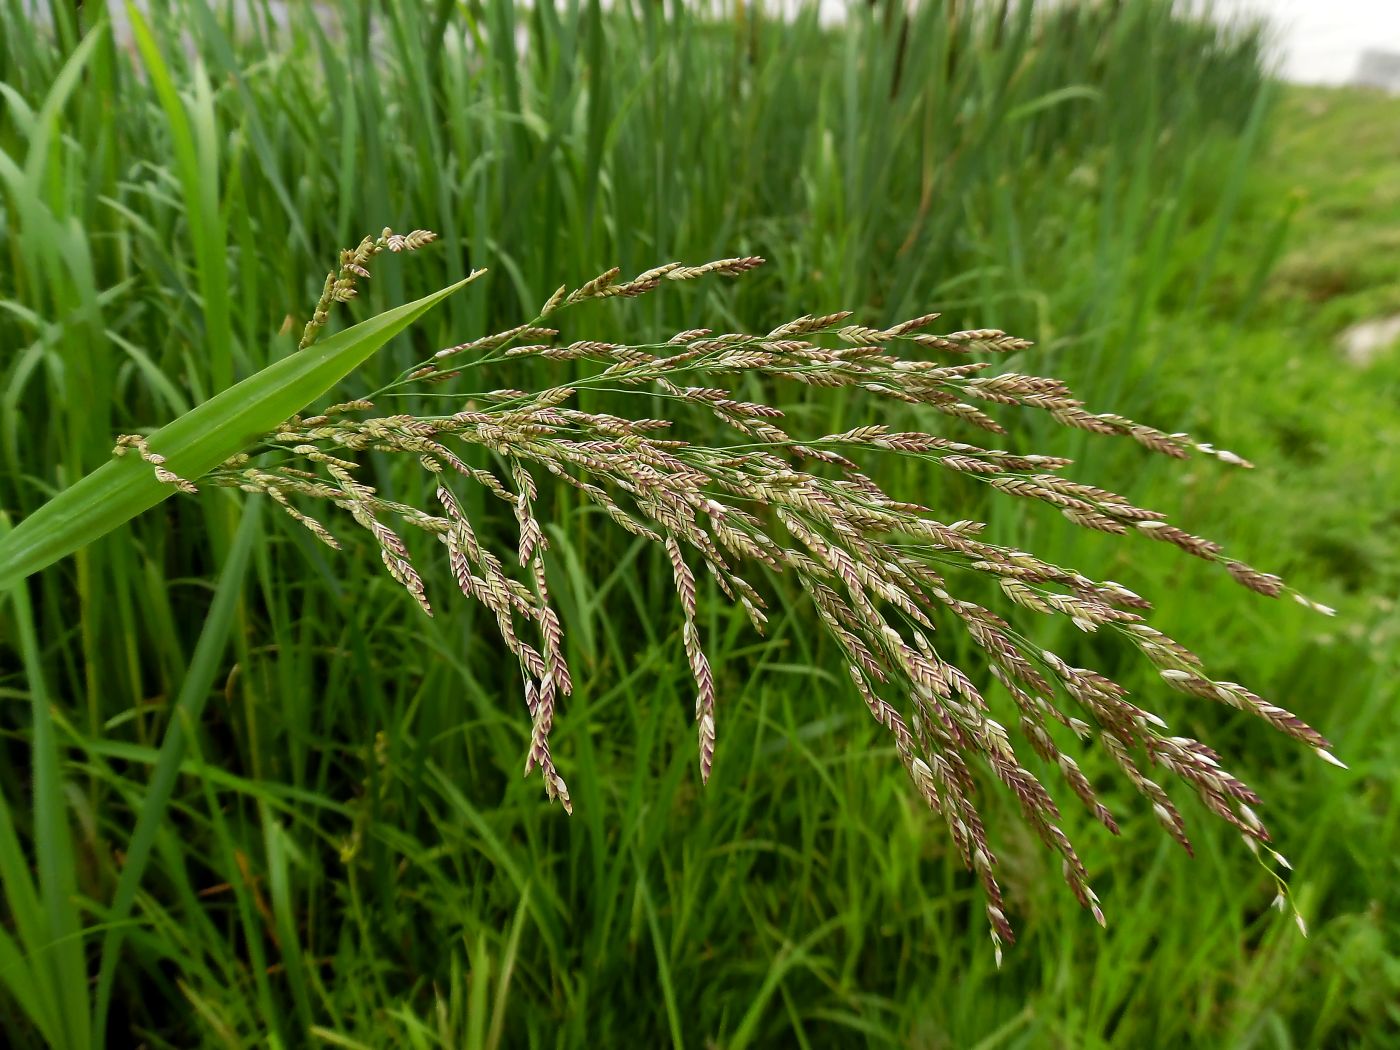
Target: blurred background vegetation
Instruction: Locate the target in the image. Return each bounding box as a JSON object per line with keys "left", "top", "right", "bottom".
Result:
{"left": 0, "top": 0, "right": 1396, "bottom": 1046}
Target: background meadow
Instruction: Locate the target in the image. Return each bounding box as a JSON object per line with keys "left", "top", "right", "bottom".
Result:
{"left": 0, "top": 1, "right": 1397, "bottom": 1046}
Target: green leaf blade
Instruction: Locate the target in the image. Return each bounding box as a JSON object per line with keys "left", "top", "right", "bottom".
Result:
{"left": 0, "top": 275, "right": 478, "bottom": 589}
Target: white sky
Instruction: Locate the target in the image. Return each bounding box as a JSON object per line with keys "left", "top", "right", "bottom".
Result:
{"left": 1216, "top": 0, "right": 1400, "bottom": 83}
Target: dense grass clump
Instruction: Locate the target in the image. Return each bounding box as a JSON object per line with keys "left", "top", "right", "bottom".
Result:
{"left": 78, "top": 237, "right": 1335, "bottom": 960}
{"left": 0, "top": 2, "right": 1396, "bottom": 1047}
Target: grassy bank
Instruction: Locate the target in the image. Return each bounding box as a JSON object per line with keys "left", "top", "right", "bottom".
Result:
{"left": 0, "top": 1, "right": 1396, "bottom": 1046}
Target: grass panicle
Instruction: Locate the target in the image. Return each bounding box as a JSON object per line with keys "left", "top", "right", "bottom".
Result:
{"left": 144, "top": 236, "right": 1336, "bottom": 951}
{"left": 3, "top": 2, "right": 1393, "bottom": 1043}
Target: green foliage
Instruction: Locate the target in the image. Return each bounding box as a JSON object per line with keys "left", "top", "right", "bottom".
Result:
{"left": 0, "top": 1, "right": 1395, "bottom": 1047}
{"left": 0, "top": 275, "right": 473, "bottom": 589}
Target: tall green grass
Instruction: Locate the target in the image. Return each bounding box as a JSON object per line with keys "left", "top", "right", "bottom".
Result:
{"left": 1, "top": 1, "right": 1395, "bottom": 1046}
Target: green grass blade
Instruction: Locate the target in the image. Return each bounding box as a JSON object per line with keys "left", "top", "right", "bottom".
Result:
{"left": 127, "top": 5, "right": 234, "bottom": 389}
{"left": 4, "top": 521, "right": 91, "bottom": 1050}
{"left": 0, "top": 606, "right": 60, "bottom": 1043}
{"left": 21, "top": 22, "right": 105, "bottom": 189}
{"left": 0, "top": 274, "right": 478, "bottom": 589}
{"left": 90, "top": 495, "right": 264, "bottom": 1048}
{"left": 0, "top": 922, "right": 48, "bottom": 1042}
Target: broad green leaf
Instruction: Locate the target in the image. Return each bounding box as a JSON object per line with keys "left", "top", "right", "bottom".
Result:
{"left": 0, "top": 275, "right": 479, "bottom": 589}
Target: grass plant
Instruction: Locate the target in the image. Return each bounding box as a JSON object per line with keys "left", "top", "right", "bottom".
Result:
{"left": 0, "top": 1, "right": 1396, "bottom": 1046}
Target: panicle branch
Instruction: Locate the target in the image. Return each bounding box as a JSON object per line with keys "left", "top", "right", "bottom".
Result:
{"left": 144, "top": 235, "right": 1333, "bottom": 954}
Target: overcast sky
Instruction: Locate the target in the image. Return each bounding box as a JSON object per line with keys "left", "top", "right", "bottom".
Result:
{"left": 1216, "top": 0, "right": 1400, "bottom": 83}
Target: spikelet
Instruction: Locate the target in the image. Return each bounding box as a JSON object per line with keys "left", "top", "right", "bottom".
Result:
{"left": 150, "top": 251, "right": 1332, "bottom": 954}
